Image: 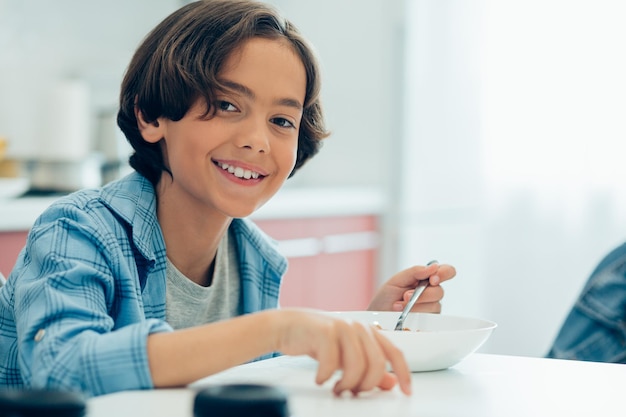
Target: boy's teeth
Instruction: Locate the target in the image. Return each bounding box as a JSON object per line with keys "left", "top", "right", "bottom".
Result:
{"left": 219, "top": 163, "right": 260, "bottom": 180}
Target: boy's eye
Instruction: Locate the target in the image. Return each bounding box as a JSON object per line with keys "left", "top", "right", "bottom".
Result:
{"left": 271, "top": 117, "right": 295, "bottom": 129}
{"left": 217, "top": 101, "right": 237, "bottom": 112}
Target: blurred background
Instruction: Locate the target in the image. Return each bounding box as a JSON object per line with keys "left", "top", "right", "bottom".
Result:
{"left": 1, "top": 0, "right": 625, "bottom": 358}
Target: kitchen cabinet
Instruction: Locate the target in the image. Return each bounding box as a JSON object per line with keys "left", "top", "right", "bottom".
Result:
{"left": 0, "top": 231, "right": 27, "bottom": 277}
{"left": 255, "top": 215, "right": 378, "bottom": 311}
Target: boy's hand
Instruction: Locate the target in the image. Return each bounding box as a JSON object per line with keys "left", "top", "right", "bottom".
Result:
{"left": 367, "top": 263, "right": 456, "bottom": 313}
{"left": 274, "top": 309, "right": 412, "bottom": 396}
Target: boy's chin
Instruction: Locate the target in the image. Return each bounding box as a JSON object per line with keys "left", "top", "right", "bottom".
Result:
{"left": 226, "top": 204, "right": 263, "bottom": 219}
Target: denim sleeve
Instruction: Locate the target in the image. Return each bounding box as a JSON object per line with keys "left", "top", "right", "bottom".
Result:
{"left": 546, "top": 243, "right": 626, "bottom": 363}
{"left": 12, "top": 203, "right": 172, "bottom": 397}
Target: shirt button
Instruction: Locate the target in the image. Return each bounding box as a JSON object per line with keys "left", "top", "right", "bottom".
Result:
{"left": 34, "top": 329, "right": 46, "bottom": 342}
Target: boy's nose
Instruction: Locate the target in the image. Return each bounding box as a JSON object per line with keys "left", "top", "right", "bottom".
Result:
{"left": 236, "top": 117, "right": 270, "bottom": 153}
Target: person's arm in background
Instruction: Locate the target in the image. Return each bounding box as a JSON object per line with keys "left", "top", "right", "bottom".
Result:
{"left": 546, "top": 242, "right": 626, "bottom": 363}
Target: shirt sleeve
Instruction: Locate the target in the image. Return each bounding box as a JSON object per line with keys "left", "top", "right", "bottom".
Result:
{"left": 12, "top": 203, "right": 172, "bottom": 397}
{"left": 546, "top": 244, "right": 626, "bottom": 363}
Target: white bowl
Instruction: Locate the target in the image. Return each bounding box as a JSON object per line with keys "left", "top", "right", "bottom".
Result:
{"left": 326, "top": 311, "right": 497, "bottom": 372}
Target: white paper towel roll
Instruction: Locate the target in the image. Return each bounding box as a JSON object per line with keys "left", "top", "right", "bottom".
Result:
{"left": 37, "top": 79, "right": 92, "bottom": 161}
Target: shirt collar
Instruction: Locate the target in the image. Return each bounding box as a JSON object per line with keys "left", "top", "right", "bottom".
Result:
{"left": 99, "top": 172, "right": 162, "bottom": 262}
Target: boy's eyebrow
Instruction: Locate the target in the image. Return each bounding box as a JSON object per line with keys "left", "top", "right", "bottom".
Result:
{"left": 220, "top": 80, "right": 303, "bottom": 111}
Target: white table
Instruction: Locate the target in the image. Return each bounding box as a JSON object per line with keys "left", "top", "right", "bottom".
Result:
{"left": 88, "top": 353, "right": 625, "bottom": 417}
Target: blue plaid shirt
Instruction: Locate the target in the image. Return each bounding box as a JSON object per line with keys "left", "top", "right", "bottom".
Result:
{"left": 0, "top": 172, "right": 287, "bottom": 397}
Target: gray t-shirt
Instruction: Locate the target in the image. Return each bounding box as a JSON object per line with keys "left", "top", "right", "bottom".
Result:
{"left": 165, "top": 231, "right": 241, "bottom": 329}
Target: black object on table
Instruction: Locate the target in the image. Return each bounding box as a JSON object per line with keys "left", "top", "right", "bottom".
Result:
{"left": 0, "top": 388, "right": 86, "bottom": 417}
{"left": 194, "top": 384, "right": 290, "bottom": 417}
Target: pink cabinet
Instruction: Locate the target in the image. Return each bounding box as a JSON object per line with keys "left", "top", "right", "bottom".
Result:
{"left": 255, "top": 215, "right": 378, "bottom": 311}
{"left": 0, "top": 231, "right": 28, "bottom": 277}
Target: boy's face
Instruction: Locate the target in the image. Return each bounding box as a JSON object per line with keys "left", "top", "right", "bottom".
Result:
{"left": 147, "top": 37, "right": 305, "bottom": 219}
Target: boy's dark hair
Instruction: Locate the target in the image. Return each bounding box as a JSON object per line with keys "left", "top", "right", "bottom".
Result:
{"left": 117, "top": 0, "right": 329, "bottom": 186}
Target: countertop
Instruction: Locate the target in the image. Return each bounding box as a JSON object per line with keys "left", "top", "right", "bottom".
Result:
{"left": 0, "top": 186, "right": 387, "bottom": 232}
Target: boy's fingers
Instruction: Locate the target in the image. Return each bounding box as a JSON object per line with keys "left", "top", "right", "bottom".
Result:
{"left": 351, "top": 325, "right": 386, "bottom": 393}
{"left": 377, "top": 372, "right": 399, "bottom": 391}
{"left": 315, "top": 341, "right": 340, "bottom": 385}
{"left": 416, "top": 285, "right": 444, "bottom": 303}
{"left": 373, "top": 330, "right": 412, "bottom": 395}
{"left": 435, "top": 264, "right": 456, "bottom": 284}
{"left": 333, "top": 322, "right": 366, "bottom": 395}
{"left": 310, "top": 317, "right": 341, "bottom": 385}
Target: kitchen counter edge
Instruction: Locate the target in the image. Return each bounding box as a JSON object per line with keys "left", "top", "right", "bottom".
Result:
{"left": 0, "top": 187, "right": 387, "bottom": 232}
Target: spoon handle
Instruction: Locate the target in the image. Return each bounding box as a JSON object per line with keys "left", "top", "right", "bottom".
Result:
{"left": 393, "top": 260, "right": 438, "bottom": 331}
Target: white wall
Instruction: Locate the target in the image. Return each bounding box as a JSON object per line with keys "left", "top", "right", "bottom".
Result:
{"left": 0, "top": 0, "right": 181, "bottom": 159}
{"left": 400, "top": 0, "right": 626, "bottom": 357}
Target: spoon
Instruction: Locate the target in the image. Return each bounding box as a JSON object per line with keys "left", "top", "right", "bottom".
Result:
{"left": 394, "top": 260, "right": 438, "bottom": 331}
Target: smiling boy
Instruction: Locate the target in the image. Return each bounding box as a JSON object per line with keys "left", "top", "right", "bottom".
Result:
{"left": 0, "top": 0, "right": 455, "bottom": 398}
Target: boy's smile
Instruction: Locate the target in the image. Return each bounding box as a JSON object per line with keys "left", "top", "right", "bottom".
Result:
{"left": 146, "top": 37, "right": 306, "bottom": 223}
{"left": 213, "top": 159, "right": 267, "bottom": 183}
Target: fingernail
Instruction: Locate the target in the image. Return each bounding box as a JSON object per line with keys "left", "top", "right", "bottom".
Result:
{"left": 393, "top": 302, "right": 404, "bottom": 311}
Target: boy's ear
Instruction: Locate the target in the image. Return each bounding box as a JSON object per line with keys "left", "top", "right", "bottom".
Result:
{"left": 135, "top": 108, "right": 164, "bottom": 144}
